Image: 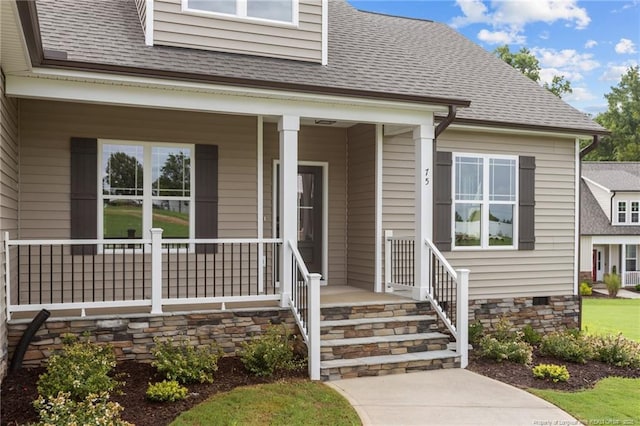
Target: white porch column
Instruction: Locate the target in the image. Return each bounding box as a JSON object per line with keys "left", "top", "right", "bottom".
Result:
{"left": 413, "top": 121, "right": 435, "bottom": 300}
{"left": 278, "top": 115, "right": 300, "bottom": 307}
{"left": 621, "top": 243, "right": 626, "bottom": 286}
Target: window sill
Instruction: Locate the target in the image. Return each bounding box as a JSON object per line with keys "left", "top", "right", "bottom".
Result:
{"left": 453, "top": 246, "right": 517, "bottom": 251}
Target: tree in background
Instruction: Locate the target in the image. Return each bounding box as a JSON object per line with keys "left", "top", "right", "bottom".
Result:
{"left": 494, "top": 45, "right": 572, "bottom": 98}
{"left": 104, "top": 152, "right": 143, "bottom": 195}
{"left": 585, "top": 66, "right": 640, "bottom": 161}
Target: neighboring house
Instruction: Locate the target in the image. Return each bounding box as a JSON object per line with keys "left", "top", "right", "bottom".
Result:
{"left": 0, "top": 0, "right": 607, "bottom": 381}
{"left": 580, "top": 162, "right": 640, "bottom": 286}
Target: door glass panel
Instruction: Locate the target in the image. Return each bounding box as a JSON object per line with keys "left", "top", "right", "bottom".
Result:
{"left": 298, "top": 173, "right": 315, "bottom": 242}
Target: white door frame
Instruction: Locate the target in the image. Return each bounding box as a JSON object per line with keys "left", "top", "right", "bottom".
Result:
{"left": 273, "top": 160, "right": 329, "bottom": 285}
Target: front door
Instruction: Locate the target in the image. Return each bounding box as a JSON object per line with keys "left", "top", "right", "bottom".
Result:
{"left": 275, "top": 164, "right": 324, "bottom": 276}
{"left": 297, "top": 166, "right": 323, "bottom": 274}
{"left": 595, "top": 247, "right": 604, "bottom": 281}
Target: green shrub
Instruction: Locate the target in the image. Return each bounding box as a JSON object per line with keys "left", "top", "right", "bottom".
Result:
{"left": 540, "top": 330, "right": 592, "bottom": 364}
{"left": 532, "top": 364, "right": 570, "bottom": 382}
{"left": 468, "top": 321, "right": 484, "bottom": 347}
{"left": 240, "top": 325, "right": 303, "bottom": 377}
{"left": 522, "top": 324, "right": 542, "bottom": 346}
{"left": 635, "top": 284, "right": 640, "bottom": 291}
{"left": 478, "top": 317, "right": 533, "bottom": 364}
{"left": 579, "top": 282, "right": 592, "bottom": 296}
{"left": 37, "top": 334, "right": 120, "bottom": 401}
{"left": 33, "top": 391, "right": 132, "bottom": 426}
{"left": 151, "top": 337, "right": 223, "bottom": 384}
{"left": 587, "top": 334, "right": 640, "bottom": 368}
{"left": 146, "top": 380, "right": 188, "bottom": 402}
{"left": 604, "top": 273, "right": 621, "bottom": 297}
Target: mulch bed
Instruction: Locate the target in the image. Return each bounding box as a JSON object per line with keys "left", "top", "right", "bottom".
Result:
{"left": 1, "top": 357, "right": 306, "bottom": 426}
{"left": 468, "top": 352, "right": 640, "bottom": 392}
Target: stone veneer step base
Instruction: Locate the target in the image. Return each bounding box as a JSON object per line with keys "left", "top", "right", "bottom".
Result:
{"left": 320, "top": 349, "right": 460, "bottom": 381}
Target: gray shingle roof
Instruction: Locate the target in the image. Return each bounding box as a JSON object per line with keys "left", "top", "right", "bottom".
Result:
{"left": 582, "top": 162, "right": 640, "bottom": 192}
{"left": 581, "top": 181, "right": 640, "bottom": 236}
{"left": 33, "top": 0, "right": 606, "bottom": 135}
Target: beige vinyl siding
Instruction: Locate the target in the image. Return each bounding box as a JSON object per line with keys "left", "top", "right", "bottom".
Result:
{"left": 346, "top": 124, "right": 375, "bottom": 290}
{"left": 135, "top": 0, "right": 146, "bottom": 32}
{"left": 19, "top": 100, "right": 258, "bottom": 240}
{"left": 584, "top": 180, "right": 611, "bottom": 222}
{"left": 1, "top": 70, "right": 20, "bottom": 378}
{"left": 154, "top": 0, "right": 322, "bottom": 63}
{"left": 580, "top": 236, "right": 592, "bottom": 273}
{"left": 382, "top": 129, "right": 577, "bottom": 299}
{"left": 263, "top": 123, "right": 347, "bottom": 286}
{"left": 382, "top": 133, "right": 415, "bottom": 235}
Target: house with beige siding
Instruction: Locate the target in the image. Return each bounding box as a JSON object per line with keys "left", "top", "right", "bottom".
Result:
{"left": 0, "top": 0, "right": 607, "bottom": 381}
{"left": 580, "top": 162, "right": 640, "bottom": 286}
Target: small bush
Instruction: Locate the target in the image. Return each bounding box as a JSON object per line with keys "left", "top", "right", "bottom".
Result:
{"left": 604, "top": 273, "right": 621, "bottom": 297}
{"left": 37, "top": 334, "right": 119, "bottom": 401}
{"left": 635, "top": 284, "right": 640, "bottom": 291}
{"left": 151, "top": 337, "right": 223, "bottom": 384}
{"left": 587, "top": 334, "right": 640, "bottom": 368}
{"left": 532, "top": 364, "right": 570, "bottom": 382}
{"left": 522, "top": 324, "right": 542, "bottom": 346}
{"left": 146, "top": 380, "right": 188, "bottom": 402}
{"left": 33, "top": 391, "right": 132, "bottom": 426}
{"left": 468, "top": 321, "right": 484, "bottom": 347}
{"left": 240, "top": 325, "right": 303, "bottom": 377}
{"left": 477, "top": 317, "right": 533, "bottom": 364}
{"left": 579, "top": 282, "right": 592, "bottom": 296}
{"left": 540, "top": 330, "right": 592, "bottom": 364}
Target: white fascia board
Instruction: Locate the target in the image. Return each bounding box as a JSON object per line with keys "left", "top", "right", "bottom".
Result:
{"left": 448, "top": 122, "right": 592, "bottom": 140}
{"left": 6, "top": 68, "right": 446, "bottom": 125}
{"left": 582, "top": 176, "right": 612, "bottom": 193}
{"left": 592, "top": 235, "right": 640, "bottom": 245}
{"left": 321, "top": 0, "right": 328, "bottom": 66}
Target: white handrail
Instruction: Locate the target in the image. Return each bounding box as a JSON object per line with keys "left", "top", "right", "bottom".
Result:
{"left": 289, "top": 240, "right": 311, "bottom": 282}
{"left": 425, "top": 238, "right": 457, "bottom": 279}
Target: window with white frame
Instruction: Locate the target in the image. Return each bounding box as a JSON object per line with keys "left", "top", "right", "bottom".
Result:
{"left": 626, "top": 245, "right": 637, "bottom": 272}
{"left": 100, "top": 141, "right": 193, "bottom": 239}
{"left": 453, "top": 154, "right": 517, "bottom": 249}
{"left": 615, "top": 200, "right": 640, "bottom": 224}
{"left": 185, "top": 0, "right": 296, "bottom": 24}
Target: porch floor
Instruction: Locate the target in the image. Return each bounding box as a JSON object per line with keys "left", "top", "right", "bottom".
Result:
{"left": 8, "top": 286, "right": 414, "bottom": 321}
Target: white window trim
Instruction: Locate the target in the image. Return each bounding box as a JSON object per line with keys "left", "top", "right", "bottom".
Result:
{"left": 98, "top": 139, "right": 195, "bottom": 245}
{"left": 181, "top": 0, "right": 299, "bottom": 28}
{"left": 625, "top": 244, "right": 638, "bottom": 272}
{"left": 614, "top": 200, "right": 640, "bottom": 225}
{"left": 451, "top": 152, "right": 519, "bottom": 251}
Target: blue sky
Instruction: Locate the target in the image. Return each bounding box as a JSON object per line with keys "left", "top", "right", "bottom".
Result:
{"left": 348, "top": 0, "right": 640, "bottom": 115}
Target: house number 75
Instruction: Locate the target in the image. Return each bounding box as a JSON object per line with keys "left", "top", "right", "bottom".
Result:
{"left": 425, "top": 168, "right": 430, "bottom": 186}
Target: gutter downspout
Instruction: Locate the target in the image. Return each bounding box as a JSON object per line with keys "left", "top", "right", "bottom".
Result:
{"left": 432, "top": 104, "right": 457, "bottom": 245}
{"left": 435, "top": 105, "right": 457, "bottom": 138}
{"left": 580, "top": 134, "right": 600, "bottom": 159}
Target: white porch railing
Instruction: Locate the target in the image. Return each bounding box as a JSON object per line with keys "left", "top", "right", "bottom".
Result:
{"left": 624, "top": 271, "right": 640, "bottom": 286}
{"left": 384, "top": 230, "right": 469, "bottom": 368}
{"left": 288, "top": 240, "right": 321, "bottom": 381}
{"left": 4, "top": 230, "right": 282, "bottom": 319}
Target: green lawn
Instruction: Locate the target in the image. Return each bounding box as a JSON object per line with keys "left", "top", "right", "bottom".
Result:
{"left": 530, "top": 377, "right": 640, "bottom": 424}
{"left": 170, "top": 380, "right": 361, "bottom": 426}
{"left": 582, "top": 298, "right": 640, "bottom": 341}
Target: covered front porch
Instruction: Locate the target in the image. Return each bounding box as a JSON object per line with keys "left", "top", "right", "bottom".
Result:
{"left": 4, "top": 73, "right": 470, "bottom": 378}
{"left": 592, "top": 240, "right": 640, "bottom": 286}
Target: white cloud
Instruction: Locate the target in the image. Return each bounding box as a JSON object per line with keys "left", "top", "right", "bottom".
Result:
{"left": 539, "top": 31, "right": 550, "bottom": 40}
{"left": 615, "top": 38, "right": 637, "bottom": 54}
{"left": 532, "top": 48, "right": 600, "bottom": 72}
{"left": 563, "top": 87, "right": 597, "bottom": 102}
{"left": 477, "top": 29, "right": 525, "bottom": 45}
{"left": 539, "top": 67, "right": 583, "bottom": 85}
{"left": 600, "top": 61, "right": 639, "bottom": 81}
{"left": 451, "top": 0, "right": 591, "bottom": 30}
{"left": 585, "top": 40, "right": 598, "bottom": 48}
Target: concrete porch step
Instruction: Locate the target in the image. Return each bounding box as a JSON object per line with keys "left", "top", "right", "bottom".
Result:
{"left": 321, "top": 314, "right": 440, "bottom": 340}
{"left": 320, "top": 349, "right": 460, "bottom": 381}
{"left": 321, "top": 332, "right": 450, "bottom": 361}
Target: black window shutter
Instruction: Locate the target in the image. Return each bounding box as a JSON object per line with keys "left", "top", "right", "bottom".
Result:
{"left": 195, "top": 144, "right": 218, "bottom": 254}
{"left": 70, "top": 138, "right": 98, "bottom": 255}
{"left": 434, "top": 151, "right": 452, "bottom": 251}
{"left": 518, "top": 156, "right": 536, "bottom": 250}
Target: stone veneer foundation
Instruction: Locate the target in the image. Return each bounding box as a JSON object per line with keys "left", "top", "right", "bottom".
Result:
{"left": 469, "top": 295, "right": 580, "bottom": 333}
{"left": 6, "top": 308, "right": 296, "bottom": 368}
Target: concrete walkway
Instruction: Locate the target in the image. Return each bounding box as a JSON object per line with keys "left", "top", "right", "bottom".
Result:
{"left": 592, "top": 288, "right": 640, "bottom": 299}
{"left": 327, "top": 369, "right": 581, "bottom": 426}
